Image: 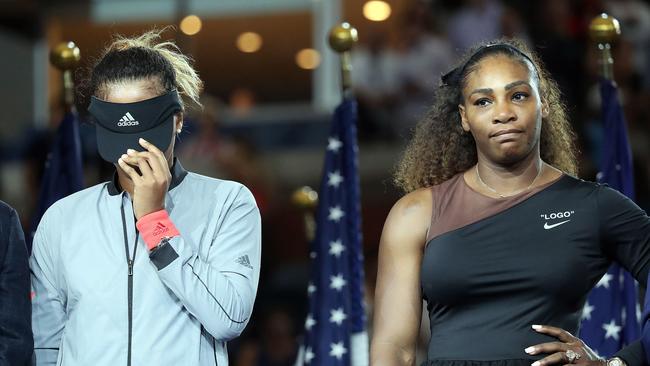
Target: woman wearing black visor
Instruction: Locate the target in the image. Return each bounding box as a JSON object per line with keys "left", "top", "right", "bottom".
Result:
{"left": 31, "top": 29, "right": 261, "bottom": 366}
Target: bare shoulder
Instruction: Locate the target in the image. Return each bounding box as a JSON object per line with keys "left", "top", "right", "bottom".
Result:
{"left": 381, "top": 187, "right": 433, "bottom": 251}
{"left": 390, "top": 187, "right": 432, "bottom": 218}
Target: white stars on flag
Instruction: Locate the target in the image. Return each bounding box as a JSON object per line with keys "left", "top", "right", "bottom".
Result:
{"left": 602, "top": 319, "right": 622, "bottom": 341}
{"left": 581, "top": 265, "right": 639, "bottom": 356}
{"left": 329, "top": 239, "right": 345, "bottom": 257}
{"left": 596, "top": 273, "right": 613, "bottom": 289}
{"left": 327, "top": 171, "right": 344, "bottom": 188}
{"left": 299, "top": 99, "right": 368, "bottom": 365}
{"left": 304, "top": 347, "right": 315, "bottom": 363}
{"left": 307, "top": 282, "right": 317, "bottom": 295}
{"left": 327, "top": 137, "right": 343, "bottom": 152}
{"left": 305, "top": 314, "right": 317, "bottom": 331}
{"left": 329, "top": 307, "right": 348, "bottom": 326}
{"left": 330, "top": 274, "right": 347, "bottom": 291}
{"left": 581, "top": 302, "right": 595, "bottom": 321}
{"left": 329, "top": 341, "right": 348, "bottom": 359}
{"left": 328, "top": 206, "right": 345, "bottom": 222}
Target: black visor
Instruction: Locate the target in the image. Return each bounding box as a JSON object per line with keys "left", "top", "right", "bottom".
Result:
{"left": 88, "top": 90, "right": 182, "bottom": 163}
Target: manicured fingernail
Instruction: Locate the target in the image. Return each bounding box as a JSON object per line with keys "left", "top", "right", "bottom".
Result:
{"left": 532, "top": 324, "right": 542, "bottom": 330}
{"left": 531, "top": 362, "right": 540, "bottom": 366}
{"left": 127, "top": 149, "right": 136, "bottom": 154}
{"left": 525, "top": 347, "right": 535, "bottom": 354}
{"left": 121, "top": 154, "right": 128, "bottom": 160}
{"left": 139, "top": 138, "right": 146, "bottom": 143}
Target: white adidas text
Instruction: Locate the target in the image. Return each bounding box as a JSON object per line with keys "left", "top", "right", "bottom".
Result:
{"left": 117, "top": 112, "right": 139, "bottom": 126}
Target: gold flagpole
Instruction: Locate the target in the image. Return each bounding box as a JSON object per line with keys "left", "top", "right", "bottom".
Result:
{"left": 589, "top": 13, "right": 621, "bottom": 81}
{"left": 328, "top": 22, "right": 358, "bottom": 95}
{"left": 292, "top": 186, "right": 319, "bottom": 242}
{"left": 50, "top": 41, "right": 81, "bottom": 113}
{"left": 292, "top": 23, "right": 359, "bottom": 242}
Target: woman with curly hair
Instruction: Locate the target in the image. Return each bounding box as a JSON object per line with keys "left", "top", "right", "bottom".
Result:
{"left": 371, "top": 39, "right": 650, "bottom": 366}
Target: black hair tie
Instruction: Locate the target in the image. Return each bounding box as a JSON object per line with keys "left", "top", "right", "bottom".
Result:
{"left": 440, "top": 43, "right": 536, "bottom": 88}
{"left": 441, "top": 66, "right": 463, "bottom": 87}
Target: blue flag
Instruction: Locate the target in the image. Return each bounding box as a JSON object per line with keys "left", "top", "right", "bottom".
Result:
{"left": 579, "top": 79, "right": 639, "bottom": 357}
{"left": 29, "top": 111, "right": 84, "bottom": 250}
{"left": 296, "top": 98, "right": 368, "bottom": 365}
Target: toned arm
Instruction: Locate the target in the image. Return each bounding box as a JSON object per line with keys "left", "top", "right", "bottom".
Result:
{"left": 371, "top": 188, "right": 432, "bottom": 366}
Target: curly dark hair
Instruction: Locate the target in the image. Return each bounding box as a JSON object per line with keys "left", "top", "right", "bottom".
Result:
{"left": 394, "top": 38, "right": 578, "bottom": 193}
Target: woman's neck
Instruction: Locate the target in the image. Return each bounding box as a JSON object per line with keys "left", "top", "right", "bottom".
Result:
{"left": 474, "top": 151, "right": 545, "bottom": 196}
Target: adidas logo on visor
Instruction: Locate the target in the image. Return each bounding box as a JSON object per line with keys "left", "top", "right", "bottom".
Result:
{"left": 117, "top": 112, "right": 140, "bottom": 127}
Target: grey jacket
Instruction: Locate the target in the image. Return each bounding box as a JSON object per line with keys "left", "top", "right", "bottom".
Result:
{"left": 31, "top": 161, "right": 261, "bottom": 366}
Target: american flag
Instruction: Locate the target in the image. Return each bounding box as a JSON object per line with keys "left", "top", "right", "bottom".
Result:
{"left": 579, "top": 79, "right": 640, "bottom": 357}
{"left": 29, "top": 111, "right": 84, "bottom": 252}
{"left": 295, "top": 97, "right": 369, "bottom": 365}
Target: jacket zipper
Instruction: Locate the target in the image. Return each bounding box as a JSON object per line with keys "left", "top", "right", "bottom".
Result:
{"left": 121, "top": 203, "right": 139, "bottom": 366}
{"left": 213, "top": 337, "right": 218, "bottom": 366}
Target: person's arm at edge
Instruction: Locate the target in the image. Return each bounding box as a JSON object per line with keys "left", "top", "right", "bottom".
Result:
{"left": 371, "top": 188, "right": 431, "bottom": 366}
{"left": 0, "top": 206, "right": 33, "bottom": 366}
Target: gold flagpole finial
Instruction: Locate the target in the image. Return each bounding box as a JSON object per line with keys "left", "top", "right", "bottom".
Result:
{"left": 50, "top": 42, "right": 81, "bottom": 110}
{"left": 292, "top": 186, "right": 319, "bottom": 210}
{"left": 589, "top": 14, "right": 620, "bottom": 80}
{"left": 50, "top": 41, "right": 81, "bottom": 71}
{"left": 328, "top": 23, "right": 358, "bottom": 93}
{"left": 292, "top": 186, "right": 319, "bottom": 242}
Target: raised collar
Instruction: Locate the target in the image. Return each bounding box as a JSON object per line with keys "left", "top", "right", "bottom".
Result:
{"left": 107, "top": 158, "right": 188, "bottom": 196}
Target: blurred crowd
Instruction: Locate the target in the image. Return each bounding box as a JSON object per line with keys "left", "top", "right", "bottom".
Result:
{"left": 1, "top": 0, "right": 650, "bottom": 364}
{"left": 350, "top": 0, "right": 650, "bottom": 205}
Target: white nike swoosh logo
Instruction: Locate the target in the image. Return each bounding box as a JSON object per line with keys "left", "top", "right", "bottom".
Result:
{"left": 544, "top": 220, "right": 571, "bottom": 229}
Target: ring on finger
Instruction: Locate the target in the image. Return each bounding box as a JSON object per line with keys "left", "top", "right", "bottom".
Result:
{"left": 565, "top": 349, "right": 581, "bottom": 363}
